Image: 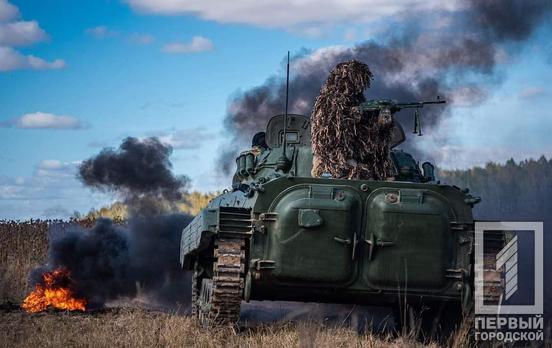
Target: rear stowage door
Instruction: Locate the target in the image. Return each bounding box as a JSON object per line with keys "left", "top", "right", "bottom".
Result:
{"left": 267, "top": 184, "right": 361, "bottom": 284}
{"left": 364, "top": 188, "right": 455, "bottom": 290}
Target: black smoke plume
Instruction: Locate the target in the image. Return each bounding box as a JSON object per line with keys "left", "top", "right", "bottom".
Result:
{"left": 78, "top": 137, "right": 189, "bottom": 215}
{"left": 30, "top": 137, "right": 194, "bottom": 310}
{"left": 33, "top": 215, "right": 192, "bottom": 309}
{"left": 220, "top": 0, "right": 552, "bottom": 172}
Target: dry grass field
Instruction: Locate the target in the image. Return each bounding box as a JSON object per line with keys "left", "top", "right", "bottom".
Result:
{"left": 0, "top": 220, "right": 471, "bottom": 348}
{"left": 0, "top": 307, "right": 448, "bottom": 348}
{"left": 0, "top": 220, "right": 49, "bottom": 303}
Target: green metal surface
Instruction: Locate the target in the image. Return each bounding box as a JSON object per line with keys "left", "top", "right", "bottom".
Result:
{"left": 181, "top": 104, "right": 478, "bottom": 307}
{"left": 267, "top": 184, "right": 361, "bottom": 283}
{"left": 364, "top": 188, "right": 452, "bottom": 289}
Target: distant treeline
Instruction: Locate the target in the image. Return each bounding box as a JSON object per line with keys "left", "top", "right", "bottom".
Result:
{"left": 439, "top": 156, "right": 552, "bottom": 222}
{"left": 81, "top": 191, "right": 218, "bottom": 220}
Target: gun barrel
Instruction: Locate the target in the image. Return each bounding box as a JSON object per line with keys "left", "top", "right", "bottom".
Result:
{"left": 397, "top": 100, "right": 446, "bottom": 108}
{"left": 421, "top": 100, "right": 446, "bottom": 105}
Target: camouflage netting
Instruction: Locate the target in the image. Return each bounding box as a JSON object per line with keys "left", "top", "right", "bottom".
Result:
{"left": 311, "top": 60, "right": 395, "bottom": 180}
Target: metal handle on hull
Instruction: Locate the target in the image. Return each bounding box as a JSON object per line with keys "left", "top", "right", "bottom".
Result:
{"left": 333, "top": 237, "right": 352, "bottom": 245}
{"left": 364, "top": 235, "right": 395, "bottom": 260}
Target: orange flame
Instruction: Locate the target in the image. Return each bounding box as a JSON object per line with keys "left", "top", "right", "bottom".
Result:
{"left": 22, "top": 268, "right": 87, "bottom": 313}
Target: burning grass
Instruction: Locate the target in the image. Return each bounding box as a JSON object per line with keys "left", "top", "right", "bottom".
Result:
{"left": 22, "top": 268, "right": 86, "bottom": 313}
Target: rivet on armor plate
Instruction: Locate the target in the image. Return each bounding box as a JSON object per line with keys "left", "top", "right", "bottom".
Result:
{"left": 360, "top": 184, "right": 368, "bottom": 192}
{"left": 385, "top": 193, "right": 399, "bottom": 204}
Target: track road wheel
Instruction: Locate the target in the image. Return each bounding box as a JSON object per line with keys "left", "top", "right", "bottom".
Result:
{"left": 197, "top": 238, "right": 245, "bottom": 327}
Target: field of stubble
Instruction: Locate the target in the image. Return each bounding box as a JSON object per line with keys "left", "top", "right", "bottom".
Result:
{"left": 0, "top": 220, "right": 469, "bottom": 348}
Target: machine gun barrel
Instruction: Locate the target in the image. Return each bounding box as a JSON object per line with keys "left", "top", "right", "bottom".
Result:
{"left": 396, "top": 100, "right": 446, "bottom": 109}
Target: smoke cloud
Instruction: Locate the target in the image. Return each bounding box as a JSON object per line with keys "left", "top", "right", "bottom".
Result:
{"left": 33, "top": 215, "right": 192, "bottom": 309}
{"left": 30, "top": 137, "right": 194, "bottom": 310}
{"left": 220, "top": 0, "right": 552, "bottom": 172}
{"left": 78, "top": 136, "right": 189, "bottom": 215}
{"left": 468, "top": 0, "right": 551, "bottom": 41}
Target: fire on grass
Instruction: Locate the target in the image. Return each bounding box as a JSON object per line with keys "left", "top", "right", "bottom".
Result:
{"left": 21, "top": 268, "right": 87, "bottom": 313}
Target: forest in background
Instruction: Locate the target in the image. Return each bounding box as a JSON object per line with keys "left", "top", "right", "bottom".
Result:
{"left": 439, "top": 156, "right": 552, "bottom": 222}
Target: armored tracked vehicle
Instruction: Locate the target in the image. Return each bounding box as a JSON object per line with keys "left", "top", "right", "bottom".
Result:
{"left": 180, "top": 100, "right": 504, "bottom": 329}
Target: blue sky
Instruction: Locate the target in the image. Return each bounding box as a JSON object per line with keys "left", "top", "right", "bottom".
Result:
{"left": 0, "top": 0, "right": 551, "bottom": 219}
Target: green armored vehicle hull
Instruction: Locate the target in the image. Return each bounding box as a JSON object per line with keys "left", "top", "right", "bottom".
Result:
{"left": 180, "top": 113, "right": 497, "bottom": 328}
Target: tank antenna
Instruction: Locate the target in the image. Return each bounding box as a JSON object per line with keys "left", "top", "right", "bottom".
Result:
{"left": 282, "top": 51, "right": 290, "bottom": 157}
{"left": 276, "top": 51, "right": 292, "bottom": 172}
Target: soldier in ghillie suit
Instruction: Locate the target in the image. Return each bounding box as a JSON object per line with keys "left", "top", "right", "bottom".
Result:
{"left": 311, "top": 60, "right": 395, "bottom": 180}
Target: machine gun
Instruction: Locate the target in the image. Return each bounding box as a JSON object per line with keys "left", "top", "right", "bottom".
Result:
{"left": 359, "top": 98, "right": 446, "bottom": 136}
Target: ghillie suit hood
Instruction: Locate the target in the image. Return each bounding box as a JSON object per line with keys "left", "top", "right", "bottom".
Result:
{"left": 311, "top": 60, "right": 395, "bottom": 180}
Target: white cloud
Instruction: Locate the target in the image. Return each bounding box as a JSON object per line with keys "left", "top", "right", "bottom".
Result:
{"left": 87, "top": 127, "right": 213, "bottom": 153}
{"left": 26, "top": 54, "right": 65, "bottom": 69}
{"left": 128, "top": 33, "right": 154, "bottom": 45}
{"left": 37, "top": 159, "right": 76, "bottom": 171}
{"left": 162, "top": 36, "right": 214, "bottom": 54}
{"left": 126, "top": 0, "right": 460, "bottom": 29}
{"left": 288, "top": 25, "right": 326, "bottom": 38}
{"left": 85, "top": 25, "right": 118, "bottom": 39}
{"left": 0, "top": 20, "right": 48, "bottom": 46}
{"left": 38, "top": 159, "right": 66, "bottom": 170}
{"left": 87, "top": 26, "right": 155, "bottom": 45}
{"left": 0, "top": 1, "right": 64, "bottom": 72}
{"left": 519, "top": 86, "right": 544, "bottom": 99}
{"left": 0, "top": 46, "right": 65, "bottom": 71}
{"left": 148, "top": 127, "right": 214, "bottom": 149}
{"left": 1, "top": 111, "right": 85, "bottom": 129}
{"left": 36, "top": 159, "right": 79, "bottom": 177}
{"left": 0, "top": 0, "right": 19, "bottom": 22}
{"left": 292, "top": 45, "right": 348, "bottom": 72}
{"left": 0, "top": 160, "right": 112, "bottom": 220}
